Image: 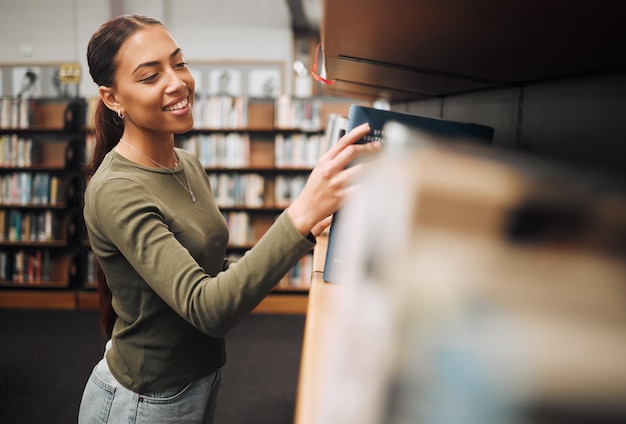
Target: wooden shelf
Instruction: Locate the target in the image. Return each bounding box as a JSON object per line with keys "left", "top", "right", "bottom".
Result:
{"left": 187, "top": 127, "right": 324, "bottom": 134}
{"left": 0, "top": 203, "right": 67, "bottom": 209}
{"left": 252, "top": 293, "right": 309, "bottom": 314}
{"left": 0, "top": 290, "right": 77, "bottom": 310}
{"left": 0, "top": 102, "right": 85, "bottom": 291}
{"left": 205, "top": 166, "right": 313, "bottom": 173}
{"left": 321, "top": 0, "right": 626, "bottom": 101}
{"left": 295, "top": 234, "right": 343, "bottom": 423}
{"left": 0, "top": 288, "right": 308, "bottom": 314}
{"left": 0, "top": 127, "right": 87, "bottom": 135}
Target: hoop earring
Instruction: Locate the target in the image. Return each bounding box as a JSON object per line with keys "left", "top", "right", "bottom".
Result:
{"left": 117, "top": 110, "right": 125, "bottom": 119}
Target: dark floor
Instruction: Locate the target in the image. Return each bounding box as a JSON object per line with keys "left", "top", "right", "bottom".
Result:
{"left": 0, "top": 308, "right": 305, "bottom": 424}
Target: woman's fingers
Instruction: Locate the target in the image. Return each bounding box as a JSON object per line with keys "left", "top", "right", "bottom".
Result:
{"left": 335, "top": 137, "right": 383, "bottom": 167}
{"left": 321, "top": 127, "right": 382, "bottom": 176}
{"left": 311, "top": 216, "right": 333, "bottom": 237}
{"left": 326, "top": 159, "right": 378, "bottom": 196}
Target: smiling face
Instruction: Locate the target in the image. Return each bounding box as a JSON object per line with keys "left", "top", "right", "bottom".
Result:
{"left": 101, "top": 24, "right": 195, "bottom": 140}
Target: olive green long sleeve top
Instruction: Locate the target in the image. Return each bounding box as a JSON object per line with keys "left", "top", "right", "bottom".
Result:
{"left": 83, "top": 148, "right": 315, "bottom": 393}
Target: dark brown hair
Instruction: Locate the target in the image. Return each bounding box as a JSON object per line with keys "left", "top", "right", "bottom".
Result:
{"left": 85, "top": 14, "right": 164, "bottom": 337}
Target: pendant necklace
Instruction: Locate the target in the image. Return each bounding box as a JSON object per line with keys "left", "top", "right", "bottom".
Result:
{"left": 119, "top": 139, "right": 196, "bottom": 202}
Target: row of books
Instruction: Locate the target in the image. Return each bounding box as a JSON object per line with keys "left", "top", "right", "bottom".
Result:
{"left": 177, "top": 133, "right": 251, "bottom": 168}
{"left": 275, "top": 175, "right": 307, "bottom": 207}
{"left": 225, "top": 249, "right": 312, "bottom": 289}
{"left": 177, "top": 131, "right": 329, "bottom": 169}
{"left": 192, "top": 95, "right": 249, "bottom": 129}
{"left": 0, "top": 97, "right": 31, "bottom": 129}
{"left": 207, "top": 173, "right": 307, "bottom": 209}
{"left": 0, "top": 209, "right": 59, "bottom": 243}
{"left": 222, "top": 211, "right": 254, "bottom": 247}
{"left": 86, "top": 95, "right": 329, "bottom": 132}
{"left": 275, "top": 95, "right": 323, "bottom": 130}
{"left": 0, "top": 249, "right": 52, "bottom": 284}
{"left": 279, "top": 252, "right": 313, "bottom": 289}
{"left": 82, "top": 249, "right": 97, "bottom": 285}
{"left": 274, "top": 133, "right": 328, "bottom": 168}
{"left": 189, "top": 95, "right": 324, "bottom": 130}
{"left": 91, "top": 94, "right": 250, "bottom": 130}
{"left": 0, "top": 134, "right": 34, "bottom": 167}
{"left": 208, "top": 173, "right": 264, "bottom": 208}
{"left": 0, "top": 172, "right": 65, "bottom": 206}
{"left": 83, "top": 247, "right": 311, "bottom": 290}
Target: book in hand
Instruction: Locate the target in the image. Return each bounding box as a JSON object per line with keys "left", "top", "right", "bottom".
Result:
{"left": 337, "top": 104, "right": 493, "bottom": 149}
{"left": 323, "top": 105, "right": 495, "bottom": 284}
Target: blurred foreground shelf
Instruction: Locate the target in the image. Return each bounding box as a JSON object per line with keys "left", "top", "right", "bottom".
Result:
{"left": 295, "top": 129, "right": 626, "bottom": 423}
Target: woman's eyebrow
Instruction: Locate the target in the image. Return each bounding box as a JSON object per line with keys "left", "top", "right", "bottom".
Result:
{"left": 132, "top": 48, "right": 182, "bottom": 75}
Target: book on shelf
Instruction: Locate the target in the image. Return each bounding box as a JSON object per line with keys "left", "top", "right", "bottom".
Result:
{"left": 0, "top": 248, "right": 50, "bottom": 284}
{"left": 0, "top": 134, "right": 34, "bottom": 167}
{"left": 274, "top": 133, "right": 324, "bottom": 168}
{"left": 0, "top": 209, "right": 57, "bottom": 242}
{"left": 208, "top": 173, "right": 265, "bottom": 208}
{"left": 0, "top": 97, "right": 32, "bottom": 129}
{"left": 274, "top": 95, "right": 322, "bottom": 130}
{"left": 323, "top": 105, "right": 495, "bottom": 284}
{"left": 85, "top": 249, "right": 96, "bottom": 285}
{"left": 0, "top": 172, "right": 63, "bottom": 206}
{"left": 222, "top": 211, "right": 252, "bottom": 247}
{"left": 274, "top": 175, "right": 307, "bottom": 208}
{"left": 195, "top": 95, "right": 248, "bottom": 129}
{"left": 178, "top": 133, "right": 250, "bottom": 168}
{"left": 277, "top": 252, "right": 313, "bottom": 289}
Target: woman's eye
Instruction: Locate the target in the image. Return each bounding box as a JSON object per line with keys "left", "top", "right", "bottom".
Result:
{"left": 175, "top": 62, "right": 188, "bottom": 69}
{"left": 140, "top": 74, "right": 159, "bottom": 83}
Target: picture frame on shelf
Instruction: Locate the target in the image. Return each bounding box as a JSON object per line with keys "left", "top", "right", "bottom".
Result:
{"left": 0, "top": 62, "right": 81, "bottom": 98}
{"left": 12, "top": 66, "right": 42, "bottom": 98}
{"left": 248, "top": 68, "right": 281, "bottom": 98}
{"left": 187, "top": 61, "right": 284, "bottom": 99}
{"left": 208, "top": 68, "right": 243, "bottom": 97}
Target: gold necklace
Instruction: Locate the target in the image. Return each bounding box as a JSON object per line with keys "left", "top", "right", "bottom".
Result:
{"left": 119, "top": 139, "right": 196, "bottom": 202}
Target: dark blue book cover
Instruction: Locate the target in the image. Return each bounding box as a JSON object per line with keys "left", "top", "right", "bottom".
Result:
{"left": 342, "top": 104, "right": 494, "bottom": 147}
{"left": 323, "top": 105, "right": 494, "bottom": 284}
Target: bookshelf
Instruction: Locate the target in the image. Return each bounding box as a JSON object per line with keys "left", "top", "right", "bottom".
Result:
{"left": 0, "top": 97, "right": 84, "bottom": 293}
{"left": 0, "top": 86, "right": 358, "bottom": 311}
{"left": 319, "top": 0, "right": 626, "bottom": 102}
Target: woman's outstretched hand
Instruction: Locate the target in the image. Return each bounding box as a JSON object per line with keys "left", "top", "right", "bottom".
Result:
{"left": 287, "top": 122, "right": 382, "bottom": 237}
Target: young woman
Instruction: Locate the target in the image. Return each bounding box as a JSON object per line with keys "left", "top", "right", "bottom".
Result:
{"left": 78, "top": 14, "right": 378, "bottom": 424}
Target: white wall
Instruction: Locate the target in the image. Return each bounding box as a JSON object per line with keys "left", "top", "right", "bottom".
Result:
{"left": 0, "top": 0, "right": 294, "bottom": 97}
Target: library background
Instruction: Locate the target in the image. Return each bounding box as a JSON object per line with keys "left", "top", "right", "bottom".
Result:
{"left": 2, "top": 1, "right": 626, "bottom": 423}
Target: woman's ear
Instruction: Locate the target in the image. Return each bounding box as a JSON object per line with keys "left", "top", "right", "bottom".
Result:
{"left": 99, "top": 85, "right": 121, "bottom": 115}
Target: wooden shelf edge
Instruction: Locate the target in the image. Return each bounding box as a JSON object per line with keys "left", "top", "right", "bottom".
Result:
{"left": 0, "top": 289, "right": 76, "bottom": 310}
{"left": 76, "top": 289, "right": 98, "bottom": 311}
{"left": 0, "top": 289, "right": 308, "bottom": 314}
{"left": 252, "top": 293, "right": 308, "bottom": 314}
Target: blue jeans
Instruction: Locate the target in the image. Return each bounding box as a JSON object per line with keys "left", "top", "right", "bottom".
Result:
{"left": 78, "top": 350, "right": 222, "bottom": 424}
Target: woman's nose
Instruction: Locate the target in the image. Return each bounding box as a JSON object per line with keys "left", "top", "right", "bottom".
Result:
{"left": 165, "top": 69, "right": 187, "bottom": 92}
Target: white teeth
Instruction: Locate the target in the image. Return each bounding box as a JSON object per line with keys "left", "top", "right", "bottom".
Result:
{"left": 163, "top": 98, "right": 189, "bottom": 111}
